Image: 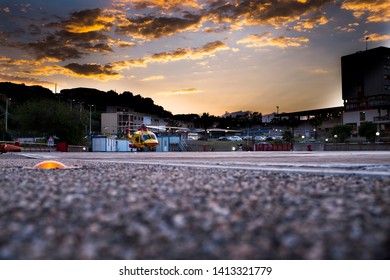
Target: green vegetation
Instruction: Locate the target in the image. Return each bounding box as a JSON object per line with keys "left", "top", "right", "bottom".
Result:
{"left": 358, "top": 122, "right": 377, "bottom": 142}
{"left": 15, "top": 100, "right": 87, "bottom": 144}
{"left": 331, "top": 124, "right": 352, "bottom": 143}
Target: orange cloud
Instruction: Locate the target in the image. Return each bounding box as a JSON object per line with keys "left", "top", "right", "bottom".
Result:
{"left": 363, "top": 33, "right": 390, "bottom": 42}
{"left": 0, "top": 73, "right": 55, "bottom": 87}
{"left": 117, "top": 14, "right": 202, "bottom": 39}
{"left": 158, "top": 88, "right": 201, "bottom": 95}
{"left": 237, "top": 32, "right": 309, "bottom": 49}
{"left": 25, "top": 65, "right": 73, "bottom": 77}
{"left": 110, "top": 59, "right": 148, "bottom": 71}
{"left": 150, "top": 41, "right": 229, "bottom": 62}
{"left": 129, "top": 0, "right": 201, "bottom": 10}
{"left": 63, "top": 8, "right": 115, "bottom": 33}
{"left": 108, "top": 38, "right": 135, "bottom": 48}
{"left": 341, "top": 0, "right": 390, "bottom": 23}
{"left": 293, "top": 14, "right": 329, "bottom": 32}
{"left": 63, "top": 63, "right": 123, "bottom": 80}
{"left": 206, "top": 0, "right": 334, "bottom": 30}
{"left": 336, "top": 23, "right": 360, "bottom": 33}
{"left": 109, "top": 41, "right": 229, "bottom": 72}
{"left": 141, "top": 75, "right": 165, "bottom": 81}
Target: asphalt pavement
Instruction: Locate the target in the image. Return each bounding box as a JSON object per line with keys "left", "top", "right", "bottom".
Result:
{"left": 1, "top": 151, "right": 389, "bottom": 259}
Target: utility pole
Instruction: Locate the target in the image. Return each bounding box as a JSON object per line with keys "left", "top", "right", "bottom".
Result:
{"left": 5, "top": 98, "right": 10, "bottom": 132}
{"left": 365, "top": 36, "right": 369, "bottom": 51}
{"left": 88, "top": 104, "right": 94, "bottom": 135}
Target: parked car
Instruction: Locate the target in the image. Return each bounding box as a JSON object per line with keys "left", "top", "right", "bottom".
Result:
{"left": 300, "top": 139, "right": 321, "bottom": 143}
{"left": 242, "top": 135, "right": 253, "bottom": 141}
{"left": 227, "top": 136, "right": 242, "bottom": 141}
{"left": 255, "top": 136, "right": 266, "bottom": 142}
{"left": 217, "top": 136, "right": 228, "bottom": 141}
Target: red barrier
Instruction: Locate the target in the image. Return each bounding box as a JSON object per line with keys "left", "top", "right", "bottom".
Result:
{"left": 0, "top": 143, "right": 22, "bottom": 153}
{"left": 56, "top": 142, "right": 68, "bottom": 152}
{"left": 255, "top": 143, "right": 292, "bottom": 151}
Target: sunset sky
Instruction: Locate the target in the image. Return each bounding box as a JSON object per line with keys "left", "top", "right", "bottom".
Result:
{"left": 1, "top": 0, "right": 389, "bottom": 115}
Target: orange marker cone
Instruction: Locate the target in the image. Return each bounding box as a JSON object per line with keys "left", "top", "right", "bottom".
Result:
{"left": 33, "top": 161, "right": 68, "bottom": 169}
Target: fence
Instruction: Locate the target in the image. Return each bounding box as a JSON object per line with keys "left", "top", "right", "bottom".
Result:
{"left": 324, "top": 143, "right": 390, "bottom": 151}
{"left": 1, "top": 141, "right": 86, "bottom": 152}
{"left": 254, "top": 143, "right": 293, "bottom": 151}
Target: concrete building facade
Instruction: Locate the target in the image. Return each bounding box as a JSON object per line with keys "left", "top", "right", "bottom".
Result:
{"left": 101, "top": 106, "right": 165, "bottom": 136}
{"left": 341, "top": 46, "right": 390, "bottom": 139}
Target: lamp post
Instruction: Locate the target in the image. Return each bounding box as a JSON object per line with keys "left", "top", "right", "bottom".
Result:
{"left": 376, "top": 131, "right": 380, "bottom": 143}
{"left": 365, "top": 36, "right": 369, "bottom": 51}
{"left": 88, "top": 105, "right": 94, "bottom": 136}
{"left": 5, "top": 98, "right": 10, "bottom": 132}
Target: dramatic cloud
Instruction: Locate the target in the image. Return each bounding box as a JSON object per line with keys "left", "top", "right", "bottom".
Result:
{"left": 150, "top": 41, "right": 229, "bottom": 62}
{"left": 26, "top": 36, "right": 86, "bottom": 61}
{"left": 0, "top": 0, "right": 388, "bottom": 115}
{"left": 62, "top": 8, "right": 115, "bottom": 33}
{"left": 64, "top": 63, "right": 122, "bottom": 80}
{"left": 205, "top": 0, "right": 334, "bottom": 30}
{"left": 128, "top": 0, "right": 201, "bottom": 10}
{"left": 237, "top": 32, "right": 309, "bottom": 49}
{"left": 293, "top": 14, "right": 329, "bottom": 32}
{"left": 109, "top": 41, "right": 230, "bottom": 72}
{"left": 110, "top": 59, "right": 148, "bottom": 71}
{"left": 341, "top": 0, "right": 390, "bottom": 23}
{"left": 363, "top": 33, "right": 390, "bottom": 42}
{"left": 0, "top": 8, "right": 115, "bottom": 62}
{"left": 117, "top": 14, "right": 202, "bottom": 39}
{"left": 0, "top": 73, "right": 55, "bottom": 87}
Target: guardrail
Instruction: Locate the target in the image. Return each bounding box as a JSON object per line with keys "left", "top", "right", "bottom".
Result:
{"left": 0, "top": 141, "right": 87, "bottom": 152}
{"left": 324, "top": 143, "right": 390, "bottom": 151}
{"left": 254, "top": 143, "right": 293, "bottom": 151}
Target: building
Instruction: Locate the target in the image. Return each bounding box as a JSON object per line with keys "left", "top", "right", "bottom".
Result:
{"left": 276, "top": 106, "right": 344, "bottom": 139}
{"left": 101, "top": 106, "right": 165, "bottom": 135}
{"left": 342, "top": 46, "right": 390, "bottom": 139}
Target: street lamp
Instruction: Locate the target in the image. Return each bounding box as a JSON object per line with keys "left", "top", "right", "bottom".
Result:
{"left": 88, "top": 105, "right": 94, "bottom": 136}
{"left": 5, "top": 98, "right": 11, "bottom": 132}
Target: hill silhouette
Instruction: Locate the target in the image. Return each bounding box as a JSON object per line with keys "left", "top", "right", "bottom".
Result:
{"left": 0, "top": 82, "right": 172, "bottom": 118}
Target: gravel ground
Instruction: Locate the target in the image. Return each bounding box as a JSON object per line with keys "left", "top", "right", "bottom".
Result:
{"left": 1, "top": 154, "right": 390, "bottom": 259}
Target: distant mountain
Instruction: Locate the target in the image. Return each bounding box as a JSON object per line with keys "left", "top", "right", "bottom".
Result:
{"left": 0, "top": 82, "right": 172, "bottom": 118}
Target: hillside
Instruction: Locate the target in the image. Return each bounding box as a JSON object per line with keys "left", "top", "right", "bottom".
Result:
{"left": 0, "top": 82, "right": 172, "bottom": 118}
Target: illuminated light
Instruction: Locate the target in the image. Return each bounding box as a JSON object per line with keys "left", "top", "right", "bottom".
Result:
{"left": 33, "top": 160, "right": 68, "bottom": 169}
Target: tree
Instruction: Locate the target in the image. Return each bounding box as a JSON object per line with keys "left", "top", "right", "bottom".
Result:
{"left": 331, "top": 124, "right": 352, "bottom": 143}
{"left": 15, "top": 100, "right": 87, "bottom": 144}
{"left": 282, "top": 130, "right": 294, "bottom": 143}
{"left": 197, "top": 113, "right": 216, "bottom": 140}
{"left": 358, "top": 122, "right": 377, "bottom": 142}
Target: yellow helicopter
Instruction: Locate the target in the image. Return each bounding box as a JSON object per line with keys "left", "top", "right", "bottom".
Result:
{"left": 126, "top": 124, "right": 159, "bottom": 151}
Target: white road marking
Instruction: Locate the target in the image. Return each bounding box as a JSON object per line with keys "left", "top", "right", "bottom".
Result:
{"left": 83, "top": 159, "right": 390, "bottom": 177}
